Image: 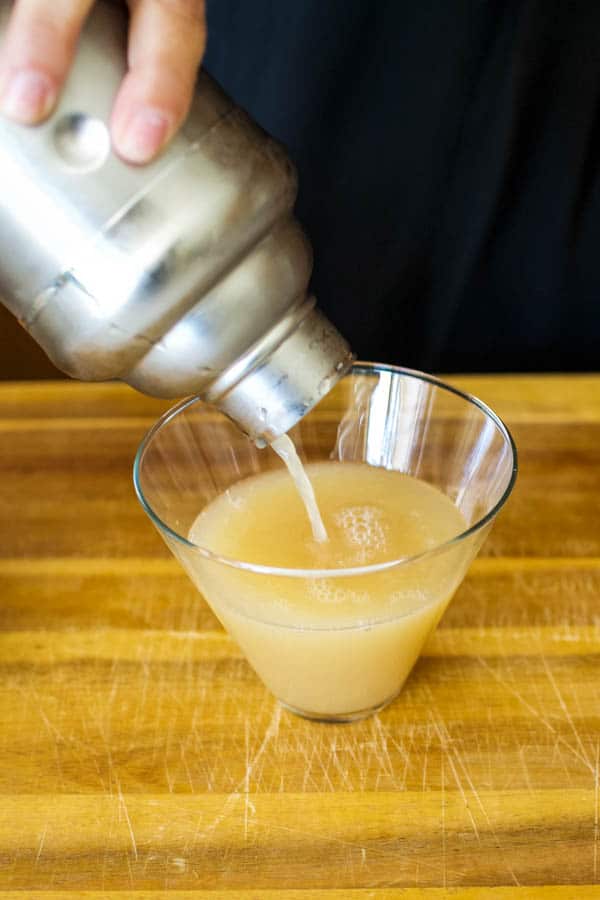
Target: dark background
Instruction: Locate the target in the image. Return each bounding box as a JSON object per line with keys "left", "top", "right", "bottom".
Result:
{"left": 2, "top": 0, "right": 599, "bottom": 380}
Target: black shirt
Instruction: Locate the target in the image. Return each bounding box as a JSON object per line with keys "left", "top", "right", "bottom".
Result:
{"left": 204, "top": 0, "right": 600, "bottom": 372}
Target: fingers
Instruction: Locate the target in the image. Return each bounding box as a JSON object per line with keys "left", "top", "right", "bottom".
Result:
{"left": 0, "top": 0, "right": 207, "bottom": 164}
{"left": 111, "top": 0, "right": 206, "bottom": 164}
{"left": 0, "top": 0, "right": 94, "bottom": 123}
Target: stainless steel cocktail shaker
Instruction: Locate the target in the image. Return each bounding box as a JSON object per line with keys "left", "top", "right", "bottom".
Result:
{"left": 0, "top": 1, "right": 352, "bottom": 442}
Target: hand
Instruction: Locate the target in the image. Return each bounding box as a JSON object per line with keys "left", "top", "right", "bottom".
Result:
{"left": 0, "top": 0, "right": 207, "bottom": 163}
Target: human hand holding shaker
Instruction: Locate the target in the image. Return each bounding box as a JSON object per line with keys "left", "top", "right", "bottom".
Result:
{"left": 0, "top": 0, "right": 353, "bottom": 445}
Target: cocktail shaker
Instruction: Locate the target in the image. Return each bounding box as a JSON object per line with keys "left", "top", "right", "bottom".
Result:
{"left": 0, "top": 1, "right": 352, "bottom": 442}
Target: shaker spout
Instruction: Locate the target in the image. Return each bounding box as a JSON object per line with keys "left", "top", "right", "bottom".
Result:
{"left": 206, "top": 304, "right": 355, "bottom": 444}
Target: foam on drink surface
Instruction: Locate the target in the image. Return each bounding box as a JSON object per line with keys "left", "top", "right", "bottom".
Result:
{"left": 188, "top": 461, "right": 467, "bottom": 718}
{"left": 191, "top": 462, "right": 462, "bottom": 570}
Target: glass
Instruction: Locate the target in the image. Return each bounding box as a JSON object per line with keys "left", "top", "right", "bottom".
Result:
{"left": 134, "top": 364, "right": 517, "bottom": 722}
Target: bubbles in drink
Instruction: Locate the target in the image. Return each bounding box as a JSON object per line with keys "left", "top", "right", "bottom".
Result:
{"left": 334, "top": 505, "right": 388, "bottom": 564}
{"left": 308, "top": 578, "right": 370, "bottom": 606}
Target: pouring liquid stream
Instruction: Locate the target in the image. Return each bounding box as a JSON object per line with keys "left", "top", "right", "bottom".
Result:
{"left": 270, "top": 434, "right": 328, "bottom": 543}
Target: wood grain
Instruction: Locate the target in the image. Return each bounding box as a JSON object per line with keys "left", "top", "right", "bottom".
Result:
{"left": 0, "top": 375, "right": 599, "bottom": 894}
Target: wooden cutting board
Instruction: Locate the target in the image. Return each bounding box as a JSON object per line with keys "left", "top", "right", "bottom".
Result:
{"left": 0, "top": 374, "right": 599, "bottom": 898}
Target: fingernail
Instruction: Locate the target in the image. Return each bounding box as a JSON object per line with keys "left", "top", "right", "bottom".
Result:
{"left": 116, "top": 108, "right": 170, "bottom": 163}
{"left": 0, "top": 69, "right": 56, "bottom": 123}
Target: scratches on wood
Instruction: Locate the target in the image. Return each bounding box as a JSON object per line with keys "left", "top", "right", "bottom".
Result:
{"left": 117, "top": 782, "right": 138, "bottom": 862}
{"left": 1, "top": 790, "right": 598, "bottom": 888}
{"left": 2, "top": 377, "right": 600, "bottom": 890}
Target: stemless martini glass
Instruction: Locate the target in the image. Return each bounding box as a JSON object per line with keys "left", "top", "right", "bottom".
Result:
{"left": 134, "top": 364, "right": 517, "bottom": 722}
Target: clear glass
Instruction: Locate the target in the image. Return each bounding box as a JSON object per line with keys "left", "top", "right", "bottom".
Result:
{"left": 134, "top": 364, "right": 517, "bottom": 722}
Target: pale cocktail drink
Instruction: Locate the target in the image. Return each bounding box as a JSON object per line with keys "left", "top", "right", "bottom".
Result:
{"left": 188, "top": 460, "right": 467, "bottom": 719}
